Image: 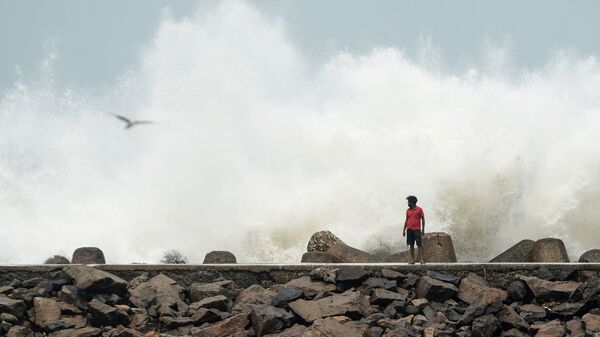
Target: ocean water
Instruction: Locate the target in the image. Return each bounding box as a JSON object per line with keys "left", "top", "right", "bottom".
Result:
{"left": 2, "top": 1, "right": 600, "bottom": 264}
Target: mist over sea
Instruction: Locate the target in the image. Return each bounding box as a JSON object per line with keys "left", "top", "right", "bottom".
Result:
{"left": 1, "top": 1, "right": 600, "bottom": 264}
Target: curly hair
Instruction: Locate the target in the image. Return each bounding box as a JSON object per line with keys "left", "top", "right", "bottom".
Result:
{"left": 406, "top": 195, "right": 418, "bottom": 204}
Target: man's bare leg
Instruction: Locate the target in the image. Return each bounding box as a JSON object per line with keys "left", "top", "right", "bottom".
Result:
{"left": 418, "top": 246, "right": 425, "bottom": 264}
{"left": 409, "top": 245, "right": 416, "bottom": 264}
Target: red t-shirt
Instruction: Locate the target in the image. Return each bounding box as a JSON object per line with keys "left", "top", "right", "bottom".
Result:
{"left": 406, "top": 206, "right": 424, "bottom": 230}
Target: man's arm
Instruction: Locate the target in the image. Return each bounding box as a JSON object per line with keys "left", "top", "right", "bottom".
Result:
{"left": 421, "top": 213, "right": 425, "bottom": 234}
{"left": 403, "top": 217, "right": 408, "bottom": 237}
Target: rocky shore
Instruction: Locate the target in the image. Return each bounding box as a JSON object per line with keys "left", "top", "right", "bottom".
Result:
{"left": 2, "top": 264, "right": 600, "bottom": 337}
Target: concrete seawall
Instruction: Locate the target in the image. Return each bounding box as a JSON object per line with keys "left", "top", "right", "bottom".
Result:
{"left": 2, "top": 263, "right": 600, "bottom": 288}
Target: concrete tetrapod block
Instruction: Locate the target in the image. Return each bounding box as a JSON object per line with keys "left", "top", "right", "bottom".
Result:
{"left": 490, "top": 239, "right": 536, "bottom": 262}
{"left": 421, "top": 232, "right": 457, "bottom": 263}
{"left": 579, "top": 249, "right": 600, "bottom": 262}
{"left": 71, "top": 247, "right": 106, "bottom": 264}
{"left": 326, "top": 242, "right": 378, "bottom": 263}
{"left": 301, "top": 251, "right": 336, "bottom": 263}
{"left": 306, "top": 230, "right": 344, "bottom": 252}
{"left": 530, "top": 238, "right": 569, "bottom": 262}
{"left": 379, "top": 250, "right": 411, "bottom": 263}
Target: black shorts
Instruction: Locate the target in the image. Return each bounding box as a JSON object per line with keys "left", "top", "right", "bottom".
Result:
{"left": 406, "top": 230, "right": 422, "bottom": 246}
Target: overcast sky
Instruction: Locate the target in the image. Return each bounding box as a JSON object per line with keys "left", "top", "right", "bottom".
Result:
{"left": 1, "top": 0, "right": 600, "bottom": 92}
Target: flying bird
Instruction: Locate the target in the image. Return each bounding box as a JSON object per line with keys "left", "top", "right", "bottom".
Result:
{"left": 112, "top": 114, "right": 155, "bottom": 129}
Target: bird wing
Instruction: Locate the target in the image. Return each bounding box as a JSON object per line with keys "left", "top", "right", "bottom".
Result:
{"left": 132, "top": 120, "right": 155, "bottom": 125}
{"left": 113, "top": 114, "right": 132, "bottom": 124}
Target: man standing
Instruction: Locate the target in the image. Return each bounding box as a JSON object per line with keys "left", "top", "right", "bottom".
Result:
{"left": 403, "top": 195, "right": 425, "bottom": 264}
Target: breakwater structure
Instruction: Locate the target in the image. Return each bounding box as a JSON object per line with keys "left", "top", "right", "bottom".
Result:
{"left": 2, "top": 262, "right": 600, "bottom": 337}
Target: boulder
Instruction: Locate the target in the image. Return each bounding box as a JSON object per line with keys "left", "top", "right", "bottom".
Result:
{"left": 33, "top": 297, "right": 61, "bottom": 328}
{"left": 498, "top": 305, "right": 529, "bottom": 331}
{"left": 71, "top": 247, "right": 105, "bottom": 264}
{"left": 529, "top": 238, "right": 569, "bottom": 262}
{"left": 421, "top": 232, "right": 457, "bottom": 262}
{"left": 309, "top": 267, "right": 338, "bottom": 283}
{"left": 583, "top": 313, "right": 600, "bottom": 332}
{"left": 288, "top": 290, "right": 371, "bottom": 322}
{"left": 62, "top": 266, "right": 127, "bottom": 296}
{"left": 114, "top": 329, "right": 145, "bottom": 337}
{"left": 87, "top": 299, "right": 130, "bottom": 327}
{"left": 336, "top": 267, "right": 370, "bottom": 283}
{"left": 533, "top": 322, "right": 565, "bottom": 337}
{"left": 272, "top": 288, "right": 303, "bottom": 308}
{"left": 566, "top": 318, "right": 586, "bottom": 337}
{"left": 458, "top": 273, "right": 507, "bottom": 304}
{"left": 128, "top": 273, "right": 187, "bottom": 317}
{"left": 307, "top": 230, "right": 343, "bottom": 252}
{"left": 190, "top": 312, "right": 249, "bottom": 337}
{"left": 7, "top": 326, "right": 34, "bottom": 337}
{"left": 517, "top": 275, "right": 581, "bottom": 300}
{"left": 507, "top": 280, "right": 528, "bottom": 302}
{"left": 369, "top": 288, "right": 408, "bottom": 305}
{"left": 189, "top": 280, "right": 238, "bottom": 302}
{"left": 0, "top": 296, "right": 27, "bottom": 317}
{"left": 326, "top": 242, "right": 377, "bottom": 263}
{"left": 250, "top": 304, "right": 294, "bottom": 336}
{"left": 190, "top": 308, "right": 225, "bottom": 325}
{"left": 190, "top": 295, "right": 232, "bottom": 312}
{"left": 579, "top": 249, "right": 600, "bottom": 262}
{"left": 518, "top": 304, "right": 546, "bottom": 322}
{"left": 48, "top": 327, "right": 101, "bottom": 337}
{"left": 471, "top": 314, "right": 500, "bottom": 337}
{"left": 285, "top": 276, "right": 336, "bottom": 296}
{"left": 306, "top": 317, "right": 369, "bottom": 336}
{"left": 427, "top": 271, "right": 460, "bottom": 286}
{"left": 45, "top": 255, "right": 71, "bottom": 264}
{"left": 490, "top": 240, "right": 535, "bottom": 262}
{"left": 233, "top": 285, "right": 277, "bottom": 312}
{"left": 460, "top": 288, "right": 505, "bottom": 324}
{"left": 203, "top": 251, "right": 236, "bottom": 264}
{"left": 416, "top": 276, "right": 458, "bottom": 302}
{"left": 363, "top": 277, "right": 397, "bottom": 290}
{"left": 301, "top": 251, "right": 336, "bottom": 263}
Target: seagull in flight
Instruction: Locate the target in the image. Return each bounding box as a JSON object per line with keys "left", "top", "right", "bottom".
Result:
{"left": 112, "top": 114, "right": 155, "bottom": 129}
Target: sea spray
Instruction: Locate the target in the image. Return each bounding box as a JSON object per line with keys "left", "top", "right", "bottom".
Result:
{"left": 1, "top": 1, "right": 600, "bottom": 263}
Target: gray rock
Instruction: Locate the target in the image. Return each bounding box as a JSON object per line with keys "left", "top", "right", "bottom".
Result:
{"left": 309, "top": 267, "right": 338, "bottom": 283}
{"left": 21, "top": 277, "right": 46, "bottom": 288}
{"left": 548, "top": 302, "right": 584, "bottom": 317}
{"left": 518, "top": 304, "right": 546, "bottom": 322}
{"left": 363, "top": 277, "right": 397, "bottom": 290}
{"left": 128, "top": 273, "right": 187, "bottom": 317}
{"left": 71, "top": 247, "right": 105, "bottom": 264}
{"left": 507, "top": 280, "right": 528, "bottom": 302}
{"left": 188, "top": 280, "right": 238, "bottom": 302}
{"left": 190, "top": 295, "right": 232, "bottom": 312}
{"left": 566, "top": 318, "right": 585, "bottom": 337}
{"left": 416, "top": 276, "right": 458, "bottom": 302}
{"left": 62, "top": 266, "right": 127, "bottom": 296}
{"left": 498, "top": 305, "right": 529, "bottom": 331}
{"left": 250, "top": 304, "right": 294, "bottom": 336}
{"left": 529, "top": 238, "right": 569, "bottom": 262}
{"left": 203, "top": 251, "right": 236, "bottom": 264}
{"left": 0, "top": 296, "right": 27, "bottom": 317}
{"left": 7, "top": 326, "right": 34, "bottom": 337}
{"left": 471, "top": 314, "right": 500, "bottom": 337}
{"left": 87, "top": 299, "right": 130, "bottom": 327}
{"left": 458, "top": 273, "right": 507, "bottom": 305}
{"left": 583, "top": 313, "right": 600, "bottom": 332}
{"left": 289, "top": 290, "right": 371, "bottom": 323}
{"left": 190, "top": 308, "right": 225, "bottom": 325}
{"left": 285, "top": 276, "right": 336, "bottom": 296}
{"left": 33, "top": 297, "right": 61, "bottom": 328}
{"left": 272, "top": 287, "right": 303, "bottom": 308}
{"left": 427, "top": 271, "right": 460, "bottom": 286}
{"left": 48, "top": 327, "right": 101, "bottom": 337}
{"left": 45, "top": 256, "right": 70, "bottom": 265}
{"left": 516, "top": 275, "right": 581, "bottom": 300}
{"left": 459, "top": 289, "right": 504, "bottom": 324}
{"left": 336, "top": 266, "right": 370, "bottom": 283}
{"left": 301, "top": 251, "right": 336, "bottom": 263}
{"left": 579, "top": 249, "right": 600, "bottom": 262}
{"left": 369, "top": 288, "right": 408, "bottom": 306}
{"left": 490, "top": 239, "right": 535, "bottom": 262}
{"left": 307, "top": 230, "right": 343, "bottom": 252}
{"left": 0, "top": 312, "right": 18, "bottom": 324}
{"left": 233, "top": 285, "right": 277, "bottom": 312}
{"left": 190, "top": 312, "right": 249, "bottom": 337}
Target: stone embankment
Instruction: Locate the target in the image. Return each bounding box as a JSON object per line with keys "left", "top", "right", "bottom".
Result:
{"left": 2, "top": 264, "right": 600, "bottom": 337}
